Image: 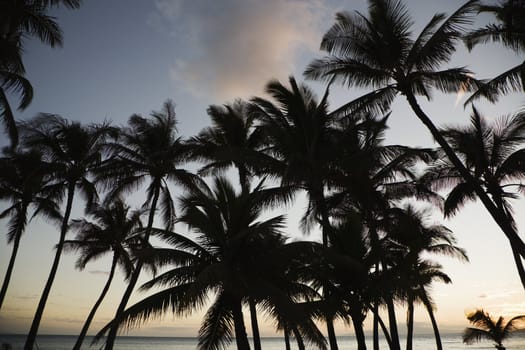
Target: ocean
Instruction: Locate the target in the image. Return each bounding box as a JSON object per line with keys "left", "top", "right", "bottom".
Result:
{"left": 1, "top": 334, "right": 524, "bottom": 349}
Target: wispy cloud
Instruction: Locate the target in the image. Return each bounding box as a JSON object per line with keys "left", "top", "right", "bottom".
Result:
{"left": 151, "top": 0, "right": 331, "bottom": 101}
{"left": 88, "top": 270, "right": 110, "bottom": 276}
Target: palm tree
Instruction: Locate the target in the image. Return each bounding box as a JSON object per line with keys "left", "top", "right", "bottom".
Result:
{"left": 386, "top": 205, "right": 468, "bottom": 350}
{"left": 95, "top": 100, "right": 199, "bottom": 350}
{"left": 464, "top": 0, "right": 525, "bottom": 103}
{"left": 20, "top": 115, "right": 114, "bottom": 350}
{"left": 189, "top": 100, "right": 277, "bottom": 350}
{"left": 463, "top": 309, "right": 525, "bottom": 349}
{"left": 250, "top": 76, "right": 342, "bottom": 349}
{"left": 189, "top": 100, "right": 270, "bottom": 191}
{"left": 304, "top": 0, "right": 525, "bottom": 276}
{"left": 0, "top": 149, "right": 61, "bottom": 310}
{"left": 328, "top": 114, "right": 437, "bottom": 350}
{"left": 426, "top": 107, "right": 525, "bottom": 288}
{"left": 0, "top": 0, "right": 81, "bottom": 148}
{"left": 63, "top": 198, "right": 144, "bottom": 350}
{"left": 94, "top": 177, "right": 317, "bottom": 350}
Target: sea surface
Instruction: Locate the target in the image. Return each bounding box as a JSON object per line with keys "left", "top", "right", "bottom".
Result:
{"left": 1, "top": 334, "right": 525, "bottom": 349}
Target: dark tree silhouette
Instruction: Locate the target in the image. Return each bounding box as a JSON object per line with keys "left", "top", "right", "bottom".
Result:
{"left": 0, "top": 150, "right": 60, "bottom": 310}
{"left": 251, "top": 76, "right": 342, "bottom": 350}
{"left": 64, "top": 199, "right": 144, "bottom": 350}
{"left": 0, "top": 0, "right": 81, "bottom": 148}
{"left": 20, "top": 115, "right": 113, "bottom": 350}
{"left": 305, "top": 0, "right": 525, "bottom": 289}
{"left": 95, "top": 100, "right": 199, "bottom": 349}
{"left": 463, "top": 309, "right": 525, "bottom": 349}
{"left": 464, "top": 0, "right": 525, "bottom": 103}
{"left": 427, "top": 107, "right": 525, "bottom": 288}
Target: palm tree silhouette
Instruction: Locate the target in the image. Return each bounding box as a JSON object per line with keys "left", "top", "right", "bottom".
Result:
{"left": 95, "top": 177, "right": 305, "bottom": 350}
{"left": 20, "top": 115, "right": 114, "bottom": 350}
{"left": 328, "top": 114, "right": 436, "bottom": 350}
{"left": 0, "top": 0, "right": 81, "bottom": 148}
{"left": 463, "top": 309, "right": 525, "bottom": 349}
{"left": 189, "top": 100, "right": 277, "bottom": 350}
{"left": 189, "top": 100, "right": 269, "bottom": 191}
{"left": 250, "top": 76, "right": 342, "bottom": 349}
{"left": 426, "top": 107, "right": 525, "bottom": 288}
{"left": 464, "top": 0, "right": 525, "bottom": 103}
{"left": 387, "top": 205, "right": 468, "bottom": 350}
{"left": 63, "top": 198, "right": 144, "bottom": 350}
{"left": 95, "top": 100, "right": 199, "bottom": 349}
{"left": 0, "top": 149, "right": 61, "bottom": 310}
{"left": 305, "top": 0, "right": 525, "bottom": 290}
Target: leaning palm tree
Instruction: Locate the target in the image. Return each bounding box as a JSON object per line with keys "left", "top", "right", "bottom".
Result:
{"left": 0, "top": 0, "right": 81, "bottom": 148}
{"left": 464, "top": 0, "right": 525, "bottom": 103}
{"left": 95, "top": 100, "right": 199, "bottom": 350}
{"left": 305, "top": 0, "right": 525, "bottom": 287}
{"left": 250, "top": 76, "right": 341, "bottom": 350}
{"left": 20, "top": 115, "right": 114, "bottom": 350}
{"left": 426, "top": 107, "right": 525, "bottom": 288}
{"left": 63, "top": 199, "right": 144, "bottom": 350}
{"left": 463, "top": 309, "right": 525, "bottom": 349}
{"left": 95, "top": 177, "right": 316, "bottom": 350}
{"left": 0, "top": 149, "right": 61, "bottom": 310}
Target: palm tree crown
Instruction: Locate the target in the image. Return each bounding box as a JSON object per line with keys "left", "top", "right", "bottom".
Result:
{"left": 463, "top": 309, "right": 525, "bottom": 349}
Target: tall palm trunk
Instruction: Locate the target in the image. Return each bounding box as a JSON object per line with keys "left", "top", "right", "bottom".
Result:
{"left": 350, "top": 311, "right": 367, "bottom": 350}
{"left": 104, "top": 186, "right": 160, "bottom": 350}
{"left": 25, "top": 184, "right": 75, "bottom": 350}
{"left": 405, "top": 92, "right": 525, "bottom": 285}
{"left": 493, "top": 193, "right": 525, "bottom": 289}
{"left": 371, "top": 304, "right": 394, "bottom": 349}
{"left": 373, "top": 301, "right": 380, "bottom": 350}
{"left": 0, "top": 210, "right": 26, "bottom": 310}
{"left": 385, "top": 296, "right": 401, "bottom": 350}
{"left": 232, "top": 297, "right": 251, "bottom": 350}
{"left": 315, "top": 189, "right": 339, "bottom": 350}
{"left": 406, "top": 296, "right": 414, "bottom": 350}
{"left": 284, "top": 326, "right": 291, "bottom": 350}
{"left": 292, "top": 326, "right": 306, "bottom": 350}
{"left": 249, "top": 298, "right": 261, "bottom": 350}
{"left": 420, "top": 291, "right": 442, "bottom": 350}
{"left": 73, "top": 253, "right": 119, "bottom": 350}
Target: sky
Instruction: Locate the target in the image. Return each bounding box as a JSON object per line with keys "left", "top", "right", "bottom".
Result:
{"left": 0, "top": 0, "right": 524, "bottom": 340}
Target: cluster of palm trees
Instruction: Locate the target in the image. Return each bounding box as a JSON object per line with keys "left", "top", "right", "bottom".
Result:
{"left": 0, "top": 0, "right": 524, "bottom": 350}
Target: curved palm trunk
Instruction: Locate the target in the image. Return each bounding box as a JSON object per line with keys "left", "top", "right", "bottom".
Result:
{"left": 385, "top": 297, "right": 401, "bottom": 350}
{"left": 0, "top": 228, "right": 23, "bottom": 310}
{"left": 232, "top": 297, "right": 251, "bottom": 350}
{"left": 373, "top": 301, "right": 380, "bottom": 350}
{"left": 284, "top": 326, "right": 291, "bottom": 350}
{"left": 406, "top": 296, "right": 414, "bottom": 350}
{"left": 493, "top": 194, "right": 525, "bottom": 289}
{"left": 25, "top": 184, "right": 75, "bottom": 350}
{"left": 371, "top": 305, "right": 394, "bottom": 349}
{"left": 292, "top": 326, "right": 306, "bottom": 350}
{"left": 420, "top": 291, "right": 442, "bottom": 350}
{"left": 405, "top": 92, "right": 525, "bottom": 285}
{"left": 313, "top": 188, "right": 339, "bottom": 350}
{"left": 248, "top": 298, "right": 261, "bottom": 350}
{"left": 103, "top": 186, "right": 160, "bottom": 350}
{"left": 73, "top": 254, "right": 118, "bottom": 350}
{"left": 350, "top": 311, "right": 367, "bottom": 350}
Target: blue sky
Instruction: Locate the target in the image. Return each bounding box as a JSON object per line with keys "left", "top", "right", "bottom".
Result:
{"left": 1, "top": 0, "right": 524, "bottom": 338}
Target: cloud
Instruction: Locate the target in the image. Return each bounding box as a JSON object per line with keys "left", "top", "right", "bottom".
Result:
{"left": 88, "top": 270, "right": 110, "bottom": 276}
{"left": 152, "top": 0, "right": 331, "bottom": 101}
{"left": 14, "top": 294, "right": 38, "bottom": 300}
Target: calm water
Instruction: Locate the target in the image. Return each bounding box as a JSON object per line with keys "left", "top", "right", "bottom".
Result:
{"left": 1, "top": 334, "right": 525, "bottom": 349}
